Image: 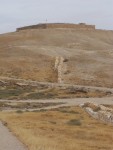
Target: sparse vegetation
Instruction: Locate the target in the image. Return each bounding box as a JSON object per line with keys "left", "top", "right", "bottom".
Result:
{"left": 0, "top": 28, "right": 113, "bottom": 87}
{"left": 0, "top": 106, "right": 113, "bottom": 150}
{"left": 0, "top": 101, "right": 63, "bottom": 110}
{"left": 26, "top": 92, "right": 57, "bottom": 99}
{"left": 0, "top": 89, "right": 23, "bottom": 99}
{"left": 16, "top": 110, "right": 23, "bottom": 114}
{"left": 67, "top": 119, "right": 82, "bottom": 126}
{"left": 0, "top": 80, "right": 111, "bottom": 100}
{"left": 0, "top": 26, "right": 113, "bottom": 150}
{"left": 58, "top": 109, "right": 79, "bottom": 114}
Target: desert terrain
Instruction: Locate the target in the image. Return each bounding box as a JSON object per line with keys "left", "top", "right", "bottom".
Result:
{"left": 0, "top": 23, "right": 113, "bottom": 150}
{"left": 0, "top": 106, "right": 113, "bottom": 150}
{"left": 0, "top": 25, "right": 113, "bottom": 87}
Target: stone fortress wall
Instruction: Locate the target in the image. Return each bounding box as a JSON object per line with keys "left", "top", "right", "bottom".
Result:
{"left": 16, "top": 23, "right": 96, "bottom": 31}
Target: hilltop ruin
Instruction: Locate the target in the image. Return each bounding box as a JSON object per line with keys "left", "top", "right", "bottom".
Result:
{"left": 16, "top": 23, "right": 96, "bottom": 31}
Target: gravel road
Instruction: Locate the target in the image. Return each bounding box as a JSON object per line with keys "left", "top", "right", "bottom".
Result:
{"left": 0, "top": 121, "right": 27, "bottom": 150}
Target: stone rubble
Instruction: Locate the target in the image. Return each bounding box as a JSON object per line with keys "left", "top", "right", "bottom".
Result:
{"left": 81, "top": 102, "right": 113, "bottom": 125}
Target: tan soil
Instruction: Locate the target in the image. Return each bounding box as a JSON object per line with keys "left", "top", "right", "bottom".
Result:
{"left": 0, "top": 28, "right": 113, "bottom": 87}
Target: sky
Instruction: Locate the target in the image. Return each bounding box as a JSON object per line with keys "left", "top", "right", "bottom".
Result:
{"left": 0, "top": 0, "right": 113, "bottom": 33}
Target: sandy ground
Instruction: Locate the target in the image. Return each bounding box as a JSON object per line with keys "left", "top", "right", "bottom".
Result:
{"left": 0, "top": 121, "right": 27, "bottom": 150}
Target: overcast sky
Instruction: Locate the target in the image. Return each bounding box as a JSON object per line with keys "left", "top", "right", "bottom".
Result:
{"left": 0, "top": 0, "right": 113, "bottom": 33}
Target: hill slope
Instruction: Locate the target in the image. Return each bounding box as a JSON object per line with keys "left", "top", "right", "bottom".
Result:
{"left": 0, "top": 28, "right": 113, "bottom": 87}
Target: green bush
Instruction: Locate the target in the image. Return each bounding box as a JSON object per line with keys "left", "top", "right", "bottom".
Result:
{"left": 0, "top": 89, "right": 25, "bottom": 99}
{"left": 16, "top": 110, "right": 23, "bottom": 114}
{"left": 67, "top": 119, "right": 82, "bottom": 126}
{"left": 26, "top": 92, "right": 57, "bottom": 99}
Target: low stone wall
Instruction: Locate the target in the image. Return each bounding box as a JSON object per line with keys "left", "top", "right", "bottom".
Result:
{"left": 17, "top": 23, "right": 95, "bottom": 31}
{"left": 81, "top": 103, "right": 113, "bottom": 125}
{"left": 54, "top": 56, "right": 64, "bottom": 83}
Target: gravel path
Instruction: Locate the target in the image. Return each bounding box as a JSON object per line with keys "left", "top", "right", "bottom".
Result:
{"left": 0, "top": 121, "right": 27, "bottom": 150}
{"left": 21, "top": 97, "right": 113, "bottom": 111}
{"left": 1, "top": 97, "right": 113, "bottom": 112}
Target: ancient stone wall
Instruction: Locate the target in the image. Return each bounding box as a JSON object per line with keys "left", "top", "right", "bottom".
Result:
{"left": 17, "top": 23, "right": 95, "bottom": 31}
{"left": 81, "top": 103, "right": 113, "bottom": 125}
{"left": 54, "top": 56, "right": 64, "bottom": 84}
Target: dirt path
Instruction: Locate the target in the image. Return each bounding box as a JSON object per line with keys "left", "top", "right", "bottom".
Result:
{"left": 0, "top": 121, "right": 27, "bottom": 150}
{"left": 20, "top": 97, "right": 113, "bottom": 111}
{"left": 1, "top": 97, "right": 113, "bottom": 112}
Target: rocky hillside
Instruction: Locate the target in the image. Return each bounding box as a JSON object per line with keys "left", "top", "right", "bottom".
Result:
{"left": 0, "top": 26, "right": 113, "bottom": 87}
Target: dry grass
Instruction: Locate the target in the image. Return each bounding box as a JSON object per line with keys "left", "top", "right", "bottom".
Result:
{"left": 0, "top": 106, "right": 113, "bottom": 150}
